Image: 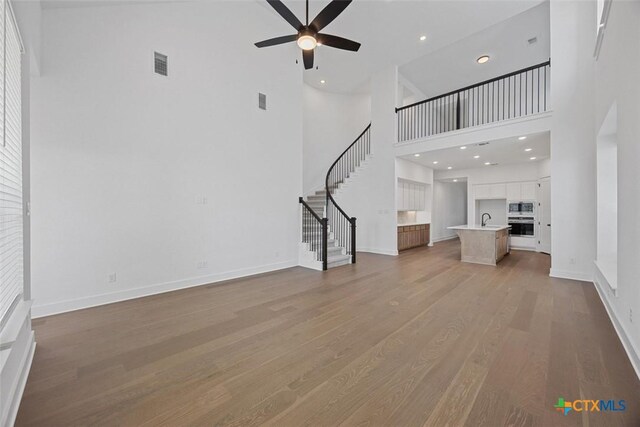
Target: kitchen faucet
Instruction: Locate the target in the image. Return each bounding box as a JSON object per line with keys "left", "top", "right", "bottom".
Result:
{"left": 481, "top": 212, "right": 492, "bottom": 227}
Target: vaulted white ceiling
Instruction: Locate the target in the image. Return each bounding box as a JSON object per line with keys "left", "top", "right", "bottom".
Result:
{"left": 254, "top": 0, "right": 545, "bottom": 94}
{"left": 42, "top": 0, "right": 547, "bottom": 96}
{"left": 400, "top": 1, "right": 550, "bottom": 100}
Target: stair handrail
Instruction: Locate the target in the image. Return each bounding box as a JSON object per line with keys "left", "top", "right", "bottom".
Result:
{"left": 299, "top": 197, "right": 328, "bottom": 270}
{"left": 325, "top": 123, "right": 371, "bottom": 264}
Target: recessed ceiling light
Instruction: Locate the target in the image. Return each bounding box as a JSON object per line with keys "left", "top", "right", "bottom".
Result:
{"left": 477, "top": 55, "right": 490, "bottom": 64}
{"left": 433, "top": 161, "right": 438, "bottom": 164}
{"left": 525, "top": 148, "right": 532, "bottom": 152}
{"left": 460, "top": 146, "right": 467, "bottom": 150}
{"left": 419, "top": 35, "right": 427, "bottom": 41}
{"left": 414, "top": 154, "right": 420, "bottom": 157}
{"left": 518, "top": 136, "right": 527, "bottom": 140}
{"left": 447, "top": 166, "right": 452, "bottom": 170}
{"left": 473, "top": 155, "right": 480, "bottom": 159}
{"left": 484, "top": 162, "right": 491, "bottom": 165}
{"left": 530, "top": 157, "right": 537, "bottom": 160}
{"left": 453, "top": 179, "right": 458, "bottom": 182}
{"left": 320, "top": 80, "right": 326, "bottom": 84}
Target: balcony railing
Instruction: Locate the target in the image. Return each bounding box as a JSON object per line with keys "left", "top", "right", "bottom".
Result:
{"left": 396, "top": 60, "right": 551, "bottom": 143}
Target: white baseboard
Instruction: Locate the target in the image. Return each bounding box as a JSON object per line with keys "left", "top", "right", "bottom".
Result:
{"left": 2, "top": 332, "right": 35, "bottom": 427}
{"left": 32, "top": 260, "right": 298, "bottom": 318}
{"left": 357, "top": 248, "right": 398, "bottom": 256}
{"left": 592, "top": 275, "right": 640, "bottom": 381}
{"left": 549, "top": 268, "right": 594, "bottom": 282}
{"left": 510, "top": 246, "right": 537, "bottom": 252}
{"left": 432, "top": 235, "right": 458, "bottom": 243}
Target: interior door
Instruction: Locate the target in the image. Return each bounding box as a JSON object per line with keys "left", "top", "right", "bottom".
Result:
{"left": 537, "top": 178, "right": 551, "bottom": 254}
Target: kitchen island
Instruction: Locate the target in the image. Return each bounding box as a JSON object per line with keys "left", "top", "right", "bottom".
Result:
{"left": 447, "top": 225, "right": 510, "bottom": 266}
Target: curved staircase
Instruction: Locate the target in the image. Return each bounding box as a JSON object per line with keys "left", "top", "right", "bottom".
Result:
{"left": 299, "top": 124, "right": 371, "bottom": 270}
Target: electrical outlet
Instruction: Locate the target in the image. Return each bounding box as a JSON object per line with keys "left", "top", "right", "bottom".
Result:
{"left": 569, "top": 258, "right": 576, "bottom": 265}
{"left": 630, "top": 308, "right": 633, "bottom": 323}
{"left": 108, "top": 273, "right": 117, "bottom": 283}
{"left": 197, "top": 261, "right": 208, "bottom": 269}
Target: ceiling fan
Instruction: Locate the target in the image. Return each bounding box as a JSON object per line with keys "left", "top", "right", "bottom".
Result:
{"left": 255, "top": 0, "right": 361, "bottom": 70}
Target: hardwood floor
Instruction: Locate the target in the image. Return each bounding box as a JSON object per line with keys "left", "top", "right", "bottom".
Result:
{"left": 16, "top": 240, "right": 640, "bottom": 426}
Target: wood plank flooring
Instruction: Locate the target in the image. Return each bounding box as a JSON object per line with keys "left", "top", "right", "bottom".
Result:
{"left": 15, "top": 240, "right": 640, "bottom": 426}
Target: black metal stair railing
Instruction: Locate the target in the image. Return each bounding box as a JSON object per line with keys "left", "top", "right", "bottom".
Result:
{"left": 396, "top": 59, "right": 551, "bottom": 142}
{"left": 299, "top": 197, "right": 328, "bottom": 270}
{"left": 325, "top": 124, "right": 371, "bottom": 266}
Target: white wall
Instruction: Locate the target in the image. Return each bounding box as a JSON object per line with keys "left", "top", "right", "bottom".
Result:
{"left": 336, "top": 67, "right": 398, "bottom": 255}
{"left": 549, "top": 0, "right": 597, "bottom": 281}
{"left": 395, "top": 158, "right": 433, "bottom": 184}
{"left": 30, "top": 2, "right": 303, "bottom": 316}
{"left": 592, "top": 0, "right": 640, "bottom": 376}
{"left": 475, "top": 199, "right": 507, "bottom": 226}
{"left": 302, "top": 85, "right": 370, "bottom": 194}
{"left": 431, "top": 181, "right": 467, "bottom": 242}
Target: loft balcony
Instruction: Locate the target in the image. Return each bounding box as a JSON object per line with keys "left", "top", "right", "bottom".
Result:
{"left": 395, "top": 60, "right": 551, "bottom": 144}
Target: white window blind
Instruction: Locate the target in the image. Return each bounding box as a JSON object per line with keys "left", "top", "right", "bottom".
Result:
{"left": 0, "top": 0, "right": 23, "bottom": 326}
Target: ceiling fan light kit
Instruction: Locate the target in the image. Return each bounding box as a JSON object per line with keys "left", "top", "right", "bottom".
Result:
{"left": 255, "top": 0, "right": 361, "bottom": 70}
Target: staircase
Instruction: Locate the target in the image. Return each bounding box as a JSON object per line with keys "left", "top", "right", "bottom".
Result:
{"left": 300, "top": 190, "right": 351, "bottom": 270}
{"left": 299, "top": 124, "right": 371, "bottom": 270}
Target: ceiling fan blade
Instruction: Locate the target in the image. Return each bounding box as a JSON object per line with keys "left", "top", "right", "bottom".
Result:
{"left": 309, "top": 0, "right": 352, "bottom": 32}
{"left": 303, "top": 49, "right": 314, "bottom": 70}
{"left": 266, "top": 0, "right": 303, "bottom": 31}
{"left": 255, "top": 34, "right": 298, "bottom": 48}
{"left": 317, "top": 33, "right": 360, "bottom": 52}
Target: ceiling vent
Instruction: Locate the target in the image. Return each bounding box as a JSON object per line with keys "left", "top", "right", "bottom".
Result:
{"left": 528, "top": 37, "right": 538, "bottom": 45}
{"left": 258, "top": 93, "right": 267, "bottom": 110}
{"left": 154, "top": 52, "right": 168, "bottom": 76}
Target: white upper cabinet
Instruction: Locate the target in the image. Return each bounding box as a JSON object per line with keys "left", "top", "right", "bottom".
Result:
{"left": 474, "top": 184, "right": 491, "bottom": 199}
{"left": 490, "top": 183, "right": 506, "bottom": 199}
{"left": 505, "top": 181, "right": 537, "bottom": 201}
{"left": 474, "top": 183, "right": 506, "bottom": 200}
{"left": 506, "top": 183, "right": 521, "bottom": 200}
{"left": 397, "top": 179, "right": 427, "bottom": 211}
{"left": 520, "top": 182, "right": 537, "bottom": 200}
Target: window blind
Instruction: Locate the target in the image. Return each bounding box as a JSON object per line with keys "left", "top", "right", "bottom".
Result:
{"left": 0, "top": 0, "right": 23, "bottom": 326}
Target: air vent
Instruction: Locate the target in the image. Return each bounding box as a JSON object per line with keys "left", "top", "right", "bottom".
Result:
{"left": 154, "top": 52, "right": 168, "bottom": 76}
{"left": 528, "top": 37, "right": 538, "bottom": 45}
{"left": 258, "top": 93, "right": 267, "bottom": 110}
{"left": 478, "top": 142, "right": 490, "bottom": 146}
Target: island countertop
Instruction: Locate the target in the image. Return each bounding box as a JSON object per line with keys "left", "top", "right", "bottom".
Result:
{"left": 447, "top": 224, "right": 511, "bottom": 231}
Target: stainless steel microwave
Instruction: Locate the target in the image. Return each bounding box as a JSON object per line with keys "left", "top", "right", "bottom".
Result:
{"left": 509, "top": 202, "right": 534, "bottom": 215}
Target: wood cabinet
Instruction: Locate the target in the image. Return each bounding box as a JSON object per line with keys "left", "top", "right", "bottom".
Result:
{"left": 398, "top": 224, "right": 430, "bottom": 251}
{"left": 495, "top": 228, "right": 509, "bottom": 262}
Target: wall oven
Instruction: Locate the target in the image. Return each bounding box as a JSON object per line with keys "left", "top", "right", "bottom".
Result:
{"left": 508, "top": 217, "right": 535, "bottom": 237}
